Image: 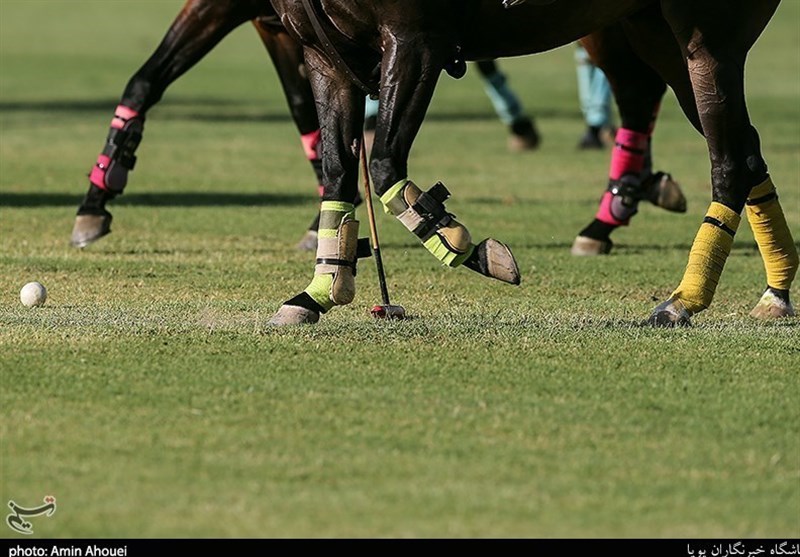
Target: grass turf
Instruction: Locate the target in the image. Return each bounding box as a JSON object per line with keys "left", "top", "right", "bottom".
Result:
{"left": 1, "top": 0, "right": 798, "bottom": 538}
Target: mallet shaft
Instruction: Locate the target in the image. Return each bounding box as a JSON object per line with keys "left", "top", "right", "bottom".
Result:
{"left": 360, "top": 138, "right": 392, "bottom": 306}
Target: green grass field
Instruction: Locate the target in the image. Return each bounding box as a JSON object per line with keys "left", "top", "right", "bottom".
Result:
{"left": 1, "top": 0, "right": 798, "bottom": 538}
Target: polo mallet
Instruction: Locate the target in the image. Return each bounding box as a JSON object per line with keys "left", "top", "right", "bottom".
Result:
{"left": 360, "top": 137, "right": 407, "bottom": 320}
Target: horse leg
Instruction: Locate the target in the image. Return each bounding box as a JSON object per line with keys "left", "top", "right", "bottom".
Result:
{"left": 648, "top": 0, "right": 797, "bottom": 325}
{"left": 269, "top": 50, "right": 369, "bottom": 326}
{"left": 254, "top": 17, "right": 332, "bottom": 252}
{"left": 571, "top": 24, "right": 686, "bottom": 256}
{"left": 72, "top": 0, "right": 257, "bottom": 248}
{"left": 369, "top": 33, "right": 520, "bottom": 285}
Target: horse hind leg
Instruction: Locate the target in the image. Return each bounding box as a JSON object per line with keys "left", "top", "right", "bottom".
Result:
{"left": 745, "top": 176, "right": 798, "bottom": 319}
{"left": 571, "top": 24, "right": 686, "bottom": 256}
{"left": 648, "top": 1, "right": 797, "bottom": 325}
{"left": 72, "top": 0, "right": 256, "bottom": 248}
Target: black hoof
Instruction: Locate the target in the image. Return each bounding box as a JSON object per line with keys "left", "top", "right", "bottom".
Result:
{"left": 644, "top": 172, "right": 687, "bottom": 213}
{"left": 464, "top": 239, "right": 521, "bottom": 285}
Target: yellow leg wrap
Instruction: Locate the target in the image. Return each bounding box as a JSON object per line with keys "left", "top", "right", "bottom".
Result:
{"left": 305, "top": 275, "right": 335, "bottom": 312}
{"left": 381, "top": 178, "right": 474, "bottom": 267}
{"left": 745, "top": 177, "right": 798, "bottom": 291}
{"left": 303, "top": 201, "right": 355, "bottom": 311}
{"left": 423, "top": 235, "right": 473, "bottom": 267}
{"left": 380, "top": 179, "right": 409, "bottom": 214}
{"left": 671, "top": 202, "right": 741, "bottom": 314}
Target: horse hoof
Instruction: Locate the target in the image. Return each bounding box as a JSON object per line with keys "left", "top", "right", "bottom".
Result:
{"left": 750, "top": 289, "right": 795, "bottom": 319}
{"left": 71, "top": 212, "right": 112, "bottom": 248}
{"left": 466, "top": 238, "right": 521, "bottom": 285}
{"left": 507, "top": 117, "right": 540, "bottom": 152}
{"left": 268, "top": 304, "right": 320, "bottom": 326}
{"left": 646, "top": 298, "right": 692, "bottom": 327}
{"left": 570, "top": 235, "right": 612, "bottom": 256}
{"left": 295, "top": 230, "right": 318, "bottom": 251}
{"left": 646, "top": 172, "right": 687, "bottom": 213}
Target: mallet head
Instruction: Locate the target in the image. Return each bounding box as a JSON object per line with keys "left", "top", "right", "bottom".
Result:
{"left": 370, "top": 304, "right": 407, "bottom": 320}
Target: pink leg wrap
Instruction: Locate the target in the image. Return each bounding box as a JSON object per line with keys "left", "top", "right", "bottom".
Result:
{"left": 595, "top": 192, "right": 626, "bottom": 225}
{"left": 89, "top": 104, "right": 142, "bottom": 192}
{"left": 301, "top": 129, "right": 324, "bottom": 198}
{"left": 608, "top": 128, "right": 648, "bottom": 181}
{"left": 89, "top": 155, "right": 112, "bottom": 189}
{"left": 300, "top": 129, "right": 321, "bottom": 161}
{"left": 111, "top": 104, "right": 139, "bottom": 130}
{"left": 595, "top": 128, "right": 650, "bottom": 226}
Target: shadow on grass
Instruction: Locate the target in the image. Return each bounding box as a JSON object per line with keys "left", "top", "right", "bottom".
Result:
{"left": 0, "top": 192, "right": 312, "bottom": 208}
{"left": 0, "top": 98, "right": 580, "bottom": 123}
{"left": 0, "top": 98, "right": 242, "bottom": 112}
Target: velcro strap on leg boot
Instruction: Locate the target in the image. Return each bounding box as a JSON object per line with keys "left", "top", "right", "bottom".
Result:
{"left": 381, "top": 179, "right": 473, "bottom": 266}
{"left": 596, "top": 175, "right": 642, "bottom": 226}
{"left": 89, "top": 105, "right": 144, "bottom": 194}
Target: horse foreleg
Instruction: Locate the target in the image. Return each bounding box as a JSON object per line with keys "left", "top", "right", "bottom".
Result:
{"left": 369, "top": 34, "right": 520, "bottom": 285}
{"left": 72, "top": 0, "right": 256, "bottom": 248}
{"left": 649, "top": 0, "right": 797, "bottom": 325}
{"left": 572, "top": 23, "right": 686, "bottom": 256}
{"left": 254, "top": 18, "right": 326, "bottom": 251}
{"left": 269, "top": 51, "right": 369, "bottom": 326}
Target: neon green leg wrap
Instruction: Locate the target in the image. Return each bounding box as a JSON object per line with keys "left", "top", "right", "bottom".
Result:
{"left": 745, "top": 177, "right": 798, "bottom": 291}
{"left": 380, "top": 178, "right": 474, "bottom": 267}
{"left": 671, "top": 202, "right": 741, "bottom": 314}
{"left": 303, "top": 201, "right": 357, "bottom": 311}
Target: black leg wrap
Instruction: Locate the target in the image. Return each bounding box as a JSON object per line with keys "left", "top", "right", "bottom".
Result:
{"left": 308, "top": 212, "right": 321, "bottom": 232}
{"left": 284, "top": 292, "right": 327, "bottom": 315}
{"left": 463, "top": 247, "right": 485, "bottom": 275}
{"left": 356, "top": 238, "right": 373, "bottom": 260}
{"left": 609, "top": 176, "right": 645, "bottom": 205}
{"left": 77, "top": 185, "right": 115, "bottom": 216}
{"left": 579, "top": 219, "right": 616, "bottom": 243}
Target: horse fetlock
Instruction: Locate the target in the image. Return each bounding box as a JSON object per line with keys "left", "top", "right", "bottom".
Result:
{"left": 382, "top": 180, "right": 472, "bottom": 266}
{"left": 90, "top": 105, "right": 144, "bottom": 194}
{"left": 644, "top": 172, "right": 687, "bottom": 213}
{"left": 750, "top": 287, "right": 795, "bottom": 320}
{"left": 596, "top": 176, "right": 642, "bottom": 226}
{"left": 647, "top": 298, "right": 692, "bottom": 327}
{"left": 464, "top": 239, "right": 521, "bottom": 285}
{"left": 305, "top": 211, "right": 371, "bottom": 310}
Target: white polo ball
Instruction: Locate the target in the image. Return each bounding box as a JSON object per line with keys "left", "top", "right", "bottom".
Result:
{"left": 20, "top": 281, "right": 47, "bottom": 307}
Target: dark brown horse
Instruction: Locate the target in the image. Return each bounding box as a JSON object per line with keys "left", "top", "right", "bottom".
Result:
{"left": 71, "top": 0, "right": 684, "bottom": 258}
{"left": 267, "top": 0, "right": 797, "bottom": 326}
